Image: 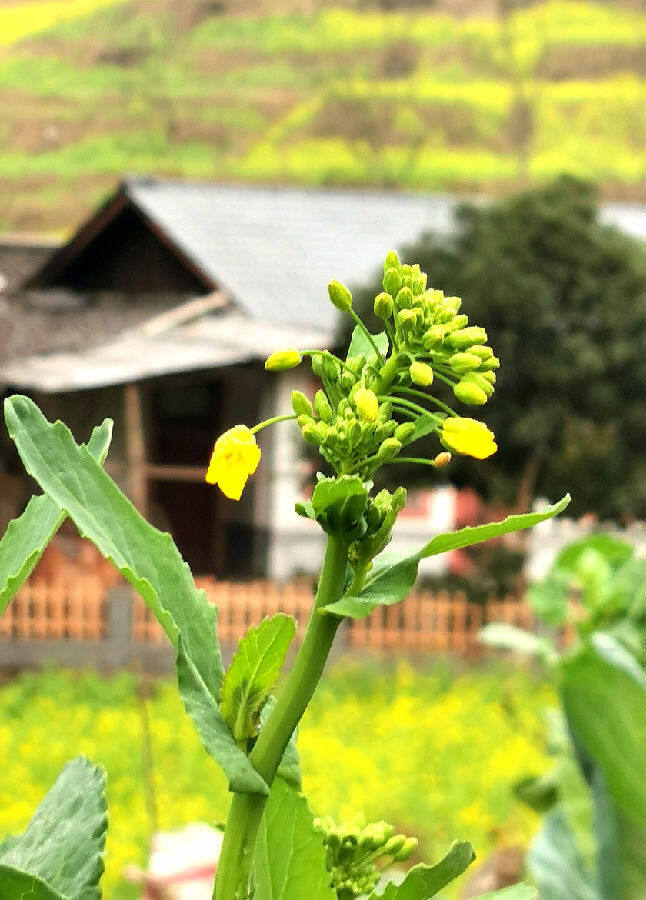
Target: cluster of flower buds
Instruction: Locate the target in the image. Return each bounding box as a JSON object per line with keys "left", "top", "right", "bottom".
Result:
{"left": 314, "top": 814, "right": 418, "bottom": 900}
{"left": 374, "top": 251, "right": 499, "bottom": 407}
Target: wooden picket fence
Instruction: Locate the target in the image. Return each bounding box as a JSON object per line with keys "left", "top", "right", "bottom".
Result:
{"left": 1, "top": 575, "right": 536, "bottom": 660}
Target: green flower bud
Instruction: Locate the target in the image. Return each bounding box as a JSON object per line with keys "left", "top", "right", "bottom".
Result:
{"left": 311, "top": 354, "right": 323, "bottom": 377}
{"left": 297, "top": 413, "right": 314, "bottom": 428}
{"left": 470, "top": 345, "right": 494, "bottom": 360}
{"left": 411, "top": 264, "right": 427, "bottom": 295}
{"left": 265, "top": 348, "right": 302, "bottom": 371}
{"left": 393, "top": 837, "right": 418, "bottom": 862}
{"left": 397, "top": 308, "right": 420, "bottom": 328}
{"left": 383, "top": 835, "right": 406, "bottom": 856}
{"left": 443, "top": 296, "right": 462, "bottom": 315}
{"left": 480, "top": 355, "right": 500, "bottom": 371}
{"left": 302, "top": 422, "right": 325, "bottom": 445}
{"left": 448, "top": 326, "right": 488, "bottom": 349}
{"left": 393, "top": 486, "right": 407, "bottom": 512}
{"left": 337, "top": 398, "right": 351, "bottom": 417}
{"left": 291, "top": 390, "right": 312, "bottom": 417}
{"left": 394, "top": 422, "right": 416, "bottom": 443}
{"left": 341, "top": 370, "right": 356, "bottom": 392}
{"left": 327, "top": 279, "right": 353, "bottom": 312}
{"left": 482, "top": 370, "right": 496, "bottom": 384}
{"left": 383, "top": 249, "right": 400, "bottom": 271}
{"left": 378, "top": 437, "right": 402, "bottom": 462}
{"left": 322, "top": 356, "right": 340, "bottom": 380}
{"left": 423, "top": 325, "right": 448, "bottom": 349}
{"left": 355, "top": 387, "right": 379, "bottom": 422}
{"left": 395, "top": 285, "right": 414, "bottom": 309}
{"left": 449, "top": 352, "right": 482, "bottom": 374}
{"left": 409, "top": 361, "right": 434, "bottom": 387}
{"left": 314, "top": 389, "right": 332, "bottom": 422}
{"left": 461, "top": 372, "right": 494, "bottom": 397}
{"left": 447, "top": 314, "right": 469, "bottom": 330}
{"left": 399, "top": 264, "right": 412, "bottom": 286}
{"left": 374, "top": 291, "right": 394, "bottom": 320}
{"left": 347, "top": 353, "right": 366, "bottom": 374}
{"left": 454, "top": 379, "right": 488, "bottom": 405}
{"left": 382, "top": 267, "right": 402, "bottom": 296}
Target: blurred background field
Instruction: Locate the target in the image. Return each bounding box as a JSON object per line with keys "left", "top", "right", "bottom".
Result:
{"left": 0, "top": 0, "right": 645, "bottom": 232}
{"left": 0, "top": 661, "right": 552, "bottom": 899}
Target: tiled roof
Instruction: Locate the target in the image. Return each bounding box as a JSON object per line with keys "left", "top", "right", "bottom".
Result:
{"left": 124, "top": 179, "right": 458, "bottom": 332}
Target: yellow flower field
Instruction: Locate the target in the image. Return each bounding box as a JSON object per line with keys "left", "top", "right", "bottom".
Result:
{"left": 0, "top": 662, "right": 552, "bottom": 899}
{"left": 0, "top": 0, "right": 124, "bottom": 48}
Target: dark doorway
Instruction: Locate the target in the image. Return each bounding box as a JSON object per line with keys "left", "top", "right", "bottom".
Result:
{"left": 147, "top": 378, "right": 223, "bottom": 574}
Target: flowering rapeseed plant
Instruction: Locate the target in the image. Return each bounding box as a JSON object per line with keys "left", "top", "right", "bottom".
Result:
{"left": 0, "top": 250, "right": 569, "bottom": 900}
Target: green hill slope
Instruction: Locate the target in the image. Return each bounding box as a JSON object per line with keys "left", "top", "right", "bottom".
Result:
{"left": 1, "top": 0, "right": 645, "bottom": 232}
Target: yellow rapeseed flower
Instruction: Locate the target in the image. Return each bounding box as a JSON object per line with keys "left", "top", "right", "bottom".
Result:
{"left": 441, "top": 417, "right": 497, "bottom": 459}
{"left": 205, "top": 425, "right": 261, "bottom": 500}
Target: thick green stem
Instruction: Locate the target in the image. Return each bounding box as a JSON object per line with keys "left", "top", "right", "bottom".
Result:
{"left": 214, "top": 534, "right": 350, "bottom": 900}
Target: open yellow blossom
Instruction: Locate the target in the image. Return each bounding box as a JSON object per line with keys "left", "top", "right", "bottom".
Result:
{"left": 205, "top": 425, "right": 261, "bottom": 500}
{"left": 441, "top": 417, "right": 497, "bottom": 459}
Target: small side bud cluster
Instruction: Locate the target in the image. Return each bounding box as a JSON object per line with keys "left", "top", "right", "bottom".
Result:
{"left": 314, "top": 815, "right": 418, "bottom": 900}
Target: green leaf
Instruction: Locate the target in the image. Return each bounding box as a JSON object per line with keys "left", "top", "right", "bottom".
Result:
{"left": 0, "top": 420, "right": 112, "bottom": 614}
{"left": 561, "top": 634, "right": 646, "bottom": 827}
{"left": 0, "top": 756, "right": 107, "bottom": 900}
{"left": 408, "top": 413, "right": 443, "bottom": 444}
{"left": 325, "top": 496, "right": 570, "bottom": 618}
{"left": 176, "top": 639, "right": 268, "bottom": 795}
{"left": 0, "top": 866, "right": 67, "bottom": 900}
{"left": 221, "top": 615, "right": 296, "bottom": 743}
{"left": 373, "top": 841, "right": 475, "bottom": 900}
{"left": 253, "top": 779, "right": 335, "bottom": 900}
{"left": 592, "top": 766, "right": 646, "bottom": 900}
{"left": 528, "top": 572, "right": 570, "bottom": 627}
{"left": 259, "top": 697, "right": 302, "bottom": 790}
{"left": 528, "top": 808, "right": 601, "bottom": 900}
{"left": 347, "top": 325, "right": 389, "bottom": 361}
{"left": 480, "top": 624, "right": 558, "bottom": 666}
{"left": 4, "top": 396, "right": 264, "bottom": 795}
{"left": 311, "top": 475, "right": 369, "bottom": 536}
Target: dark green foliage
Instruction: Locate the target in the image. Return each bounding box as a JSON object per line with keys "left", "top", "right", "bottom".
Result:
{"left": 356, "top": 177, "right": 646, "bottom": 518}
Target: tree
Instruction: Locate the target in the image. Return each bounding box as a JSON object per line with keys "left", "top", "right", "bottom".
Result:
{"left": 355, "top": 177, "right": 646, "bottom": 520}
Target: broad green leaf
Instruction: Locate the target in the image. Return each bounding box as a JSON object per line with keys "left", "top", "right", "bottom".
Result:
{"left": 528, "top": 808, "right": 601, "bottom": 900}
{"left": 556, "top": 535, "right": 633, "bottom": 573}
{"left": 0, "top": 420, "right": 112, "bottom": 613}
{"left": 592, "top": 767, "right": 646, "bottom": 900}
{"left": 259, "top": 697, "right": 302, "bottom": 790}
{"left": 480, "top": 624, "right": 558, "bottom": 666}
{"left": 325, "top": 496, "right": 570, "bottom": 618}
{"left": 347, "top": 325, "right": 389, "bottom": 361}
{"left": 176, "top": 639, "right": 268, "bottom": 795}
{"left": 221, "top": 615, "right": 296, "bottom": 742}
{"left": 4, "top": 396, "right": 264, "bottom": 795}
{"left": 561, "top": 634, "right": 646, "bottom": 827}
{"left": 0, "top": 756, "right": 106, "bottom": 900}
{"left": 528, "top": 572, "right": 570, "bottom": 627}
{"left": 0, "top": 866, "right": 67, "bottom": 900}
{"left": 253, "top": 778, "right": 335, "bottom": 900}
{"left": 373, "top": 841, "right": 475, "bottom": 900}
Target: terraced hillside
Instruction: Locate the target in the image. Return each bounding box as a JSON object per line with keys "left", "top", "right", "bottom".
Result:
{"left": 1, "top": 0, "right": 645, "bottom": 232}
